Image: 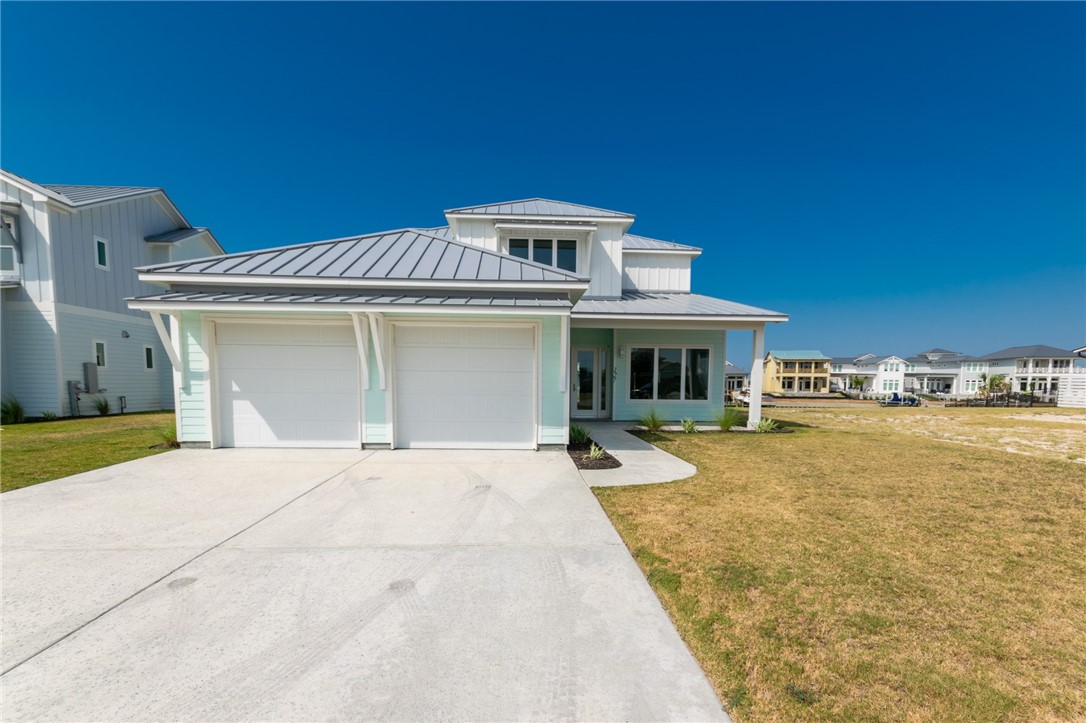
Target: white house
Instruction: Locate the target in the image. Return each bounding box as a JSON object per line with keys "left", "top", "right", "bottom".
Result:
{"left": 0, "top": 170, "right": 223, "bottom": 417}
{"left": 127, "top": 198, "right": 788, "bottom": 449}
{"left": 830, "top": 345, "right": 1084, "bottom": 398}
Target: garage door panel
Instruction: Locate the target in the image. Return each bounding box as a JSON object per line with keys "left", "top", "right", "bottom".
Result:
{"left": 217, "top": 324, "right": 360, "bottom": 448}
{"left": 394, "top": 325, "right": 536, "bottom": 449}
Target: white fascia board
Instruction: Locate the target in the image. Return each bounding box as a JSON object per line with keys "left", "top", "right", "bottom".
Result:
{"left": 446, "top": 212, "right": 632, "bottom": 224}
{"left": 624, "top": 248, "right": 702, "bottom": 257}
{"left": 571, "top": 313, "right": 789, "bottom": 326}
{"left": 127, "top": 300, "right": 572, "bottom": 316}
{"left": 136, "top": 272, "right": 588, "bottom": 294}
{"left": 494, "top": 222, "right": 599, "bottom": 232}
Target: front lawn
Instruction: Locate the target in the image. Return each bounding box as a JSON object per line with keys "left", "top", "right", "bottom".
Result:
{"left": 1, "top": 412, "right": 176, "bottom": 492}
{"left": 594, "top": 407, "right": 1086, "bottom": 721}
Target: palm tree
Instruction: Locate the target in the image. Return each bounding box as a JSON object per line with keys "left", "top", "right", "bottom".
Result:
{"left": 849, "top": 375, "right": 867, "bottom": 397}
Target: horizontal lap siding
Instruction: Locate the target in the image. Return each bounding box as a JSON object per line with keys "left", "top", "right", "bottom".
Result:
{"left": 178, "top": 311, "right": 208, "bottom": 441}
{"left": 539, "top": 316, "right": 565, "bottom": 444}
{"left": 612, "top": 328, "right": 725, "bottom": 422}
{"left": 0, "top": 302, "right": 60, "bottom": 415}
{"left": 56, "top": 307, "right": 171, "bottom": 415}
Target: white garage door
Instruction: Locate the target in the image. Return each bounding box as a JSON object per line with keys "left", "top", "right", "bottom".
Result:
{"left": 394, "top": 324, "right": 536, "bottom": 449}
{"left": 216, "top": 323, "right": 360, "bottom": 448}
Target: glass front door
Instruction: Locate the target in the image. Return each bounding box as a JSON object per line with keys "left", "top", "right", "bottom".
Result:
{"left": 571, "top": 348, "right": 609, "bottom": 418}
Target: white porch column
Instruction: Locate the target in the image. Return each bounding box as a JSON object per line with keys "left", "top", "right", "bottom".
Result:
{"left": 721, "top": 329, "right": 727, "bottom": 400}
{"left": 748, "top": 325, "right": 766, "bottom": 427}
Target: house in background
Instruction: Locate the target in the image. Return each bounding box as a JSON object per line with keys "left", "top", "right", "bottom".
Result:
{"left": 762, "top": 350, "right": 831, "bottom": 394}
{"left": 830, "top": 345, "right": 1084, "bottom": 399}
{"left": 128, "top": 198, "right": 788, "bottom": 449}
{"left": 725, "top": 361, "right": 749, "bottom": 392}
{"left": 0, "top": 170, "right": 223, "bottom": 417}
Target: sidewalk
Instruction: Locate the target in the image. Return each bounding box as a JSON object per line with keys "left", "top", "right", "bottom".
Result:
{"left": 578, "top": 422, "right": 696, "bottom": 487}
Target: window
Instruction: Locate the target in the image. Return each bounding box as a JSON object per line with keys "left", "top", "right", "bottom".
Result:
{"left": 881, "top": 380, "right": 901, "bottom": 392}
{"left": 628, "top": 347, "right": 711, "bottom": 401}
{"left": 905, "top": 364, "right": 916, "bottom": 372}
{"left": 831, "top": 364, "right": 842, "bottom": 373}
{"left": 506, "top": 238, "right": 577, "bottom": 272}
{"left": 94, "top": 236, "right": 110, "bottom": 270}
{"left": 964, "top": 362, "right": 985, "bottom": 373}
{"left": 144, "top": 346, "right": 154, "bottom": 370}
{"left": 883, "top": 362, "right": 900, "bottom": 372}
{"left": 94, "top": 341, "right": 107, "bottom": 368}
{"left": 0, "top": 212, "right": 17, "bottom": 273}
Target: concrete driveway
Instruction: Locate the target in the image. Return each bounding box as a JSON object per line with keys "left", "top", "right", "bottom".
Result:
{"left": 2, "top": 448, "right": 727, "bottom": 721}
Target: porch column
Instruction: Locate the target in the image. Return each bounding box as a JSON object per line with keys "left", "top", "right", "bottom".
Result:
{"left": 721, "top": 330, "right": 727, "bottom": 402}
{"left": 748, "top": 325, "right": 766, "bottom": 427}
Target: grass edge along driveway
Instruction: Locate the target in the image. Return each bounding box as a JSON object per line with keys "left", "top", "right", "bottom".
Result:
{"left": 594, "top": 407, "right": 1086, "bottom": 722}
{"left": 1, "top": 411, "right": 176, "bottom": 492}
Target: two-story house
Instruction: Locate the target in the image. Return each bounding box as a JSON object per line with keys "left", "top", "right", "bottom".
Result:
{"left": 761, "top": 350, "right": 831, "bottom": 394}
{"left": 126, "top": 198, "right": 788, "bottom": 449}
{"left": 0, "top": 170, "right": 223, "bottom": 417}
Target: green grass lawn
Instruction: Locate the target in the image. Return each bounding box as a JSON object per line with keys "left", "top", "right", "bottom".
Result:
{"left": 595, "top": 407, "right": 1086, "bottom": 722}
{"left": 1, "top": 411, "right": 176, "bottom": 492}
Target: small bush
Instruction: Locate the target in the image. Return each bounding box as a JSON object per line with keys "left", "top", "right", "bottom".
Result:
{"left": 638, "top": 408, "right": 664, "bottom": 432}
{"left": 681, "top": 417, "right": 699, "bottom": 434}
{"left": 569, "top": 423, "right": 590, "bottom": 444}
{"left": 584, "top": 442, "right": 606, "bottom": 461}
{"left": 754, "top": 417, "right": 778, "bottom": 433}
{"left": 41, "top": 411, "right": 58, "bottom": 421}
{"left": 1, "top": 397, "right": 26, "bottom": 424}
{"left": 715, "top": 406, "right": 745, "bottom": 431}
{"left": 158, "top": 424, "right": 180, "bottom": 449}
{"left": 92, "top": 396, "right": 111, "bottom": 416}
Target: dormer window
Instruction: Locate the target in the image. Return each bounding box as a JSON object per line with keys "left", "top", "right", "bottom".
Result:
{"left": 0, "top": 211, "right": 18, "bottom": 275}
{"left": 509, "top": 238, "right": 577, "bottom": 273}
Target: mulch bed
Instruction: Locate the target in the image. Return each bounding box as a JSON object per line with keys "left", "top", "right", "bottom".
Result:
{"left": 567, "top": 439, "right": 622, "bottom": 470}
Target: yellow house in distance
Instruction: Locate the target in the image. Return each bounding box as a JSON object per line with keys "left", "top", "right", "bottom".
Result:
{"left": 763, "top": 350, "right": 832, "bottom": 394}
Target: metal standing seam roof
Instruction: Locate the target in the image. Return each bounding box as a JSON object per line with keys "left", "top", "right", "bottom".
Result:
{"left": 622, "top": 234, "right": 701, "bottom": 252}
{"left": 767, "top": 350, "right": 830, "bottom": 360}
{"left": 128, "top": 289, "right": 572, "bottom": 308}
{"left": 572, "top": 292, "right": 785, "bottom": 318}
{"left": 979, "top": 345, "right": 1078, "bottom": 360}
{"left": 138, "top": 228, "right": 589, "bottom": 284}
{"left": 41, "top": 184, "right": 161, "bottom": 206}
{"left": 144, "top": 228, "right": 213, "bottom": 244}
{"left": 445, "top": 198, "right": 633, "bottom": 218}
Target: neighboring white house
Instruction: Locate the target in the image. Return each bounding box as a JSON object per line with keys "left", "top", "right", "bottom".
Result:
{"left": 0, "top": 169, "right": 223, "bottom": 416}
{"left": 830, "top": 345, "right": 1085, "bottom": 399}
{"left": 128, "top": 198, "right": 788, "bottom": 449}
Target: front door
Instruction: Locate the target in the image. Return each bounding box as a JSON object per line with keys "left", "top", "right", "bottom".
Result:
{"left": 571, "top": 347, "right": 609, "bottom": 418}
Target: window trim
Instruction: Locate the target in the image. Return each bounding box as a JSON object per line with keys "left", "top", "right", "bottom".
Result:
{"left": 505, "top": 237, "right": 579, "bottom": 273}
{"left": 94, "top": 235, "right": 110, "bottom": 270}
{"left": 143, "top": 345, "right": 155, "bottom": 371}
{"left": 625, "top": 345, "right": 712, "bottom": 403}
{"left": 93, "top": 340, "right": 108, "bottom": 369}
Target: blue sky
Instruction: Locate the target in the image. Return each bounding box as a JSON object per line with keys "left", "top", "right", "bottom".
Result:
{"left": 2, "top": 2, "right": 1083, "bottom": 358}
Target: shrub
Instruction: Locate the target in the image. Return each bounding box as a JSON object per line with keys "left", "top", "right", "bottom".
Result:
{"left": 584, "top": 442, "right": 606, "bottom": 461}
{"left": 1, "top": 397, "right": 26, "bottom": 424}
{"left": 569, "top": 423, "right": 590, "bottom": 444}
{"left": 158, "top": 424, "right": 180, "bottom": 449}
{"left": 41, "top": 411, "right": 58, "bottom": 421}
{"left": 754, "top": 417, "right": 779, "bottom": 433}
{"left": 638, "top": 408, "right": 664, "bottom": 432}
{"left": 715, "top": 406, "right": 745, "bottom": 431}
{"left": 92, "top": 396, "right": 111, "bottom": 416}
{"left": 681, "top": 417, "right": 699, "bottom": 434}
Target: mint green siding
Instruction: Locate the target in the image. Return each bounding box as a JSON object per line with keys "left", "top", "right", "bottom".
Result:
{"left": 177, "top": 311, "right": 209, "bottom": 442}
{"left": 611, "top": 327, "right": 725, "bottom": 422}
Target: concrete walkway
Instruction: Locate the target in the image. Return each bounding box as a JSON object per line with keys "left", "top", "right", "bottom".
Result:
{"left": 2, "top": 448, "right": 727, "bottom": 721}
{"left": 579, "top": 423, "right": 697, "bottom": 487}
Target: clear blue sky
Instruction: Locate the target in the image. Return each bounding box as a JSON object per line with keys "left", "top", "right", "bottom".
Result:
{"left": 2, "top": 2, "right": 1083, "bottom": 358}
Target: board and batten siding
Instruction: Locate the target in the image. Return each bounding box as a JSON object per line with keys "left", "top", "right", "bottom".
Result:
{"left": 622, "top": 252, "right": 692, "bottom": 293}
{"left": 56, "top": 305, "right": 171, "bottom": 415}
{"left": 0, "top": 301, "right": 62, "bottom": 415}
{"left": 50, "top": 194, "right": 179, "bottom": 317}
{"left": 0, "top": 179, "right": 55, "bottom": 304}
{"left": 611, "top": 327, "right": 726, "bottom": 422}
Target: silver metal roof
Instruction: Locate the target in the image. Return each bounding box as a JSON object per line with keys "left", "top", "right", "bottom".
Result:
{"left": 573, "top": 292, "right": 786, "bottom": 318}
{"left": 445, "top": 198, "right": 633, "bottom": 218}
{"left": 129, "top": 289, "right": 571, "bottom": 308}
{"left": 979, "top": 344, "right": 1078, "bottom": 360}
{"left": 41, "top": 184, "right": 160, "bottom": 206}
{"left": 622, "top": 234, "right": 701, "bottom": 252}
{"left": 139, "top": 228, "right": 587, "bottom": 283}
{"left": 419, "top": 226, "right": 455, "bottom": 240}
{"left": 145, "top": 227, "right": 211, "bottom": 243}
